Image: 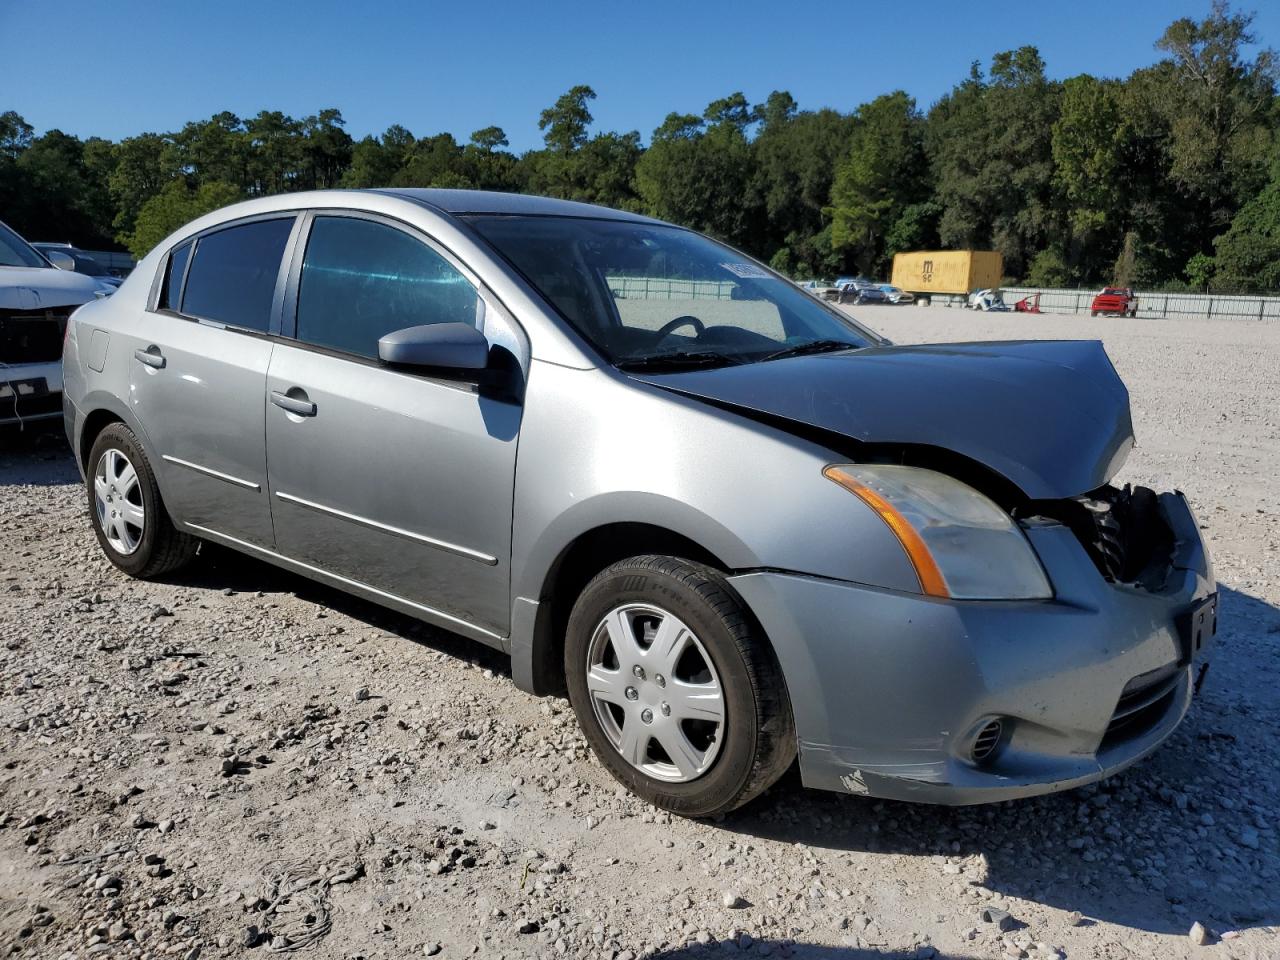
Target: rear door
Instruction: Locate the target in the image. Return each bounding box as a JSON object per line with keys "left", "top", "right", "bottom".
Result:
{"left": 128, "top": 215, "right": 298, "bottom": 548}
{"left": 264, "top": 212, "right": 521, "bottom": 636}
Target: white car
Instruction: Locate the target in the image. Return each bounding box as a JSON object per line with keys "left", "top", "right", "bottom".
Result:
{"left": 877, "top": 284, "right": 915, "bottom": 304}
{"left": 967, "top": 288, "right": 1010, "bottom": 312}
{"left": 1, "top": 220, "right": 112, "bottom": 428}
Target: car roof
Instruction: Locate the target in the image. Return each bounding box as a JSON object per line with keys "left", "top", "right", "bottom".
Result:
{"left": 370, "top": 188, "right": 669, "bottom": 226}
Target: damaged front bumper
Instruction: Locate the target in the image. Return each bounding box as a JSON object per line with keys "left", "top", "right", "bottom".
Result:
{"left": 728, "top": 491, "right": 1216, "bottom": 805}
{"left": 0, "top": 360, "right": 64, "bottom": 425}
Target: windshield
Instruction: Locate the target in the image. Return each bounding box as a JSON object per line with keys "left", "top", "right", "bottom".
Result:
{"left": 0, "top": 222, "right": 48, "bottom": 269}
{"left": 466, "top": 215, "right": 878, "bottom": 367}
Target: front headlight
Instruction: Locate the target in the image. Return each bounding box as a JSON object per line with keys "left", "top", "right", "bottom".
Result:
{"left": 823, "top": 464, "right": 1052, "bottom": 600}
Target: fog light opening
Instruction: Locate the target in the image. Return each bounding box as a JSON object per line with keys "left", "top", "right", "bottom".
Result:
{"left": 971, "top": 719, "right": 1004, "bottom": 764}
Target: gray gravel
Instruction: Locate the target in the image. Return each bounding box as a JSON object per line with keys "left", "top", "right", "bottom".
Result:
{"left": 1, "top": 306, "right": 1277, "bottom": 959}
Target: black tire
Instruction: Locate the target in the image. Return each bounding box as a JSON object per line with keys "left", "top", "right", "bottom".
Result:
{"left": 86, "top": 423, "right": 197, "bottom": 578}
{"left": 564, "top": 555, "right": 795, "bottom": 817}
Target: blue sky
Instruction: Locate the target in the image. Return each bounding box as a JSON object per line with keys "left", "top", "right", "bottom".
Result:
{"left": 3, "top": 0, "right": 1276, "bottom": 150}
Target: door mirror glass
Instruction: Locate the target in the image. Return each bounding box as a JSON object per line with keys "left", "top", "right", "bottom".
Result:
{"left": 378, "top": 322, "right": 489, "bottom": 372}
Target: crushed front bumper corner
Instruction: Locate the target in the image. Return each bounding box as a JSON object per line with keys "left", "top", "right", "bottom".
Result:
{"left": 729, "top": 491, "right": 1215, "bottom": 805}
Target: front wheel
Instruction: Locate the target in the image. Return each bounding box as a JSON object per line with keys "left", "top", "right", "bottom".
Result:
{"left": 86, "top": 423, "right": 198, "bottom": 578}
{"left": 564, "top": 556, "right": 795, "bottom": 817}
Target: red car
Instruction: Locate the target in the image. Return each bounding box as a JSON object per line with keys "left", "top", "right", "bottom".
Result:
{"left": 1090, "top": 287, "right": 1138, "bottom": 317}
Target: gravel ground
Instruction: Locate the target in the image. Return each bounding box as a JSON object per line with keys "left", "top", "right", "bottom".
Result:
{"left": 1, "top": 306, "right": 1277, "bottom": 960}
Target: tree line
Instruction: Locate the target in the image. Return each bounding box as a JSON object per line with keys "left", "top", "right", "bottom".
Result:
{"left": 2, "top": 2, "right": 1277, "bottom": 292}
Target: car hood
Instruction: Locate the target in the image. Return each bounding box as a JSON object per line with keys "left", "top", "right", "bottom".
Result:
{"left": 0, "top": 265, "right": 102, "bottom": 310}
{"left": 634, "top": 340, "right": 1134, "bottom": 500}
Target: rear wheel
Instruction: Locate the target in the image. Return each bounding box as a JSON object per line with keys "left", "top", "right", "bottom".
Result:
{"left": 86, "top": 424, "right": 197, "bottom": 578}
{"left": 564, "top": 555, "right": 795, "bottom": 818}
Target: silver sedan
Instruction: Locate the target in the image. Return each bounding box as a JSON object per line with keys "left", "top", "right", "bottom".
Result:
{"left": 61, "top": 189, "right": 1217, "bottom": 816}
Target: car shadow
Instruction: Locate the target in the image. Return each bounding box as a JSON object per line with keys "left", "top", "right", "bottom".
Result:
{"left": 172, "top": 539, "right": 513, "bottom": 678}
{"left": 716, "top": 583, "right": 1278, "bottom": 938}
{"left": 0, "top": 424, "right": 79, "bottom": 484}
{"left": 648, "top": 943, "right": 979, "bottom": 959}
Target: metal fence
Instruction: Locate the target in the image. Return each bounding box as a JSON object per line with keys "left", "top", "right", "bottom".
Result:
{"left": 607, "top": 276, "right": 734, "bottom": 301}
{"left": 1000, "top": 287, "right": 1280, "bottom": 321}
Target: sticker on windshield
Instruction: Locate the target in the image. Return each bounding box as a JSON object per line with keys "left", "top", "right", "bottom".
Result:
{"left": 719, "top": 262, "right": 774, "bottom": 280}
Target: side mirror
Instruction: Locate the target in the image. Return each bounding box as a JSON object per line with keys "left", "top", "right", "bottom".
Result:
{"left": 46, "top": 250, "right": 76, "bottom": 271}
{"left": 378, "top": 322, "right": 489, "bottom": 373}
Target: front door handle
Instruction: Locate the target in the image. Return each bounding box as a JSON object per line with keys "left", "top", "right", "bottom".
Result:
{"left": 134, "top": 346, "right": 166, "bottom": 369}
{"left": 270, "top": 389, "right": 317, "bottom": 417}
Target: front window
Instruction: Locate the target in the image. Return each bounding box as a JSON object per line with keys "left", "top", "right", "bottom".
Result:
{"left": 466, "top": 216, "right": 878, "bottom": 369}
{"left": 0, "top": 222, "right": 49, "bottom": 269}
{"left": 295, "top": 216, "right": 479, "bottom": 359}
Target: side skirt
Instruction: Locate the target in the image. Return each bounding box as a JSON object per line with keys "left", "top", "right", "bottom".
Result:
{"left": 184, "top": 522, "right": 510, "bottom": 653}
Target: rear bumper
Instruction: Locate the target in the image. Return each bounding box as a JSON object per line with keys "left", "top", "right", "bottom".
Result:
{"left": 0, "top": 361, "right": 63, "bottom": 425}
{"left": 729, "top": 492, "right": 1215, "bottom": 805}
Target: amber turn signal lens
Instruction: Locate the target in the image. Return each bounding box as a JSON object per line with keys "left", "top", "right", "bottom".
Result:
{"left": 822, "top": 465, "right": 950, "bottom": 598}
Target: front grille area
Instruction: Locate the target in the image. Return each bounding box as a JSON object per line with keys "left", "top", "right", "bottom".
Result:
{"left": 1101, "top": 663, "right": 1181, "bottom": 750}
{"left": 0, "top": 306, "right": 72, "bottom": 365}
{"left": 1022, "top": 484, "right": 1176, "bottom": 590}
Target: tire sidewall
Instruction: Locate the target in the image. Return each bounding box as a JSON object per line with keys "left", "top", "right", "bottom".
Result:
{"left": 565, "top": 562, "right": 761, "bottom": 817}
{"left": 86, "top": 425, "right": 164, "bottom": 577}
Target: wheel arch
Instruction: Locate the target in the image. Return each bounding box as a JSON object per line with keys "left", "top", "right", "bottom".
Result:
{"left": 512, "top": 519, "right": 739, "bottom": 697}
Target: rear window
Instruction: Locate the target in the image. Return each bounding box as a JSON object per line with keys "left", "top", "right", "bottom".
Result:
{"left": 181, "top": 218, "right": 294, "bottom": 332}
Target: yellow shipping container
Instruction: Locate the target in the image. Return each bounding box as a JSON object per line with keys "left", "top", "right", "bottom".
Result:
{"left": 891, "top": 250, "right": 1003, "bottom": 299}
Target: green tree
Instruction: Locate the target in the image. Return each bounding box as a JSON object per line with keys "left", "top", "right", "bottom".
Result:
{"left": 1212, "top": 175, "right": 1280, "bottom": 290}
{"left": 16, "top": 129, "right": 115, "bottom": 246}
{"left": 752, "top": 94, "right": 854, "bottom": 275}
{"left": 636, "top": 94, "right": 762, "bottom": 249}
{"left": 109, "top": 133, "right": 176, "bottom": 242}
{"left": 828, "top": 91, "right": 927, "bottom": 274}
{"left": 124, "top": 179, "right": 242, "bottom": 258}
{"left": 1154, "top": 0, "right": 1277, "bottom": 215}
{"left": 1052, "top": 75, "right": 1129, "bottom": 280}
{"left": 539, "top": 85, "right": 596, "bottom": 152}
{"left": 341, "top": 125, "right": 414, "bottom": 188}
{"left": 926, "top": 49, "right": 1061, "bottom": 279}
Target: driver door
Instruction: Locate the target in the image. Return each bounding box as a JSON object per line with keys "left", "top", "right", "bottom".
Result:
{"left": 264, "top": 212, "right": 521, "bottom": 637}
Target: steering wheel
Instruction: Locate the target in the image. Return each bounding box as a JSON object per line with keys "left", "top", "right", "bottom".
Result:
{"left": 656, "top": 315, "right": 705, "bottom": 339}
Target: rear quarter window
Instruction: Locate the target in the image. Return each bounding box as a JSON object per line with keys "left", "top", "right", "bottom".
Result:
{"left": 159, "top": 242, "right": 192, "bottom": 311}
{"left": 181, "top": 218, "right": 294, "bottom": 332}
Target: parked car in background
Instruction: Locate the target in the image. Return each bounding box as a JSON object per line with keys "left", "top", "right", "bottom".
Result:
{"left": 877, "top": 284, "right": 915, "bottom": 304}
{"left": 795, "top": 279, "right": 839, "bottom": 301}
{"left": 837, "top": 279, "right": 888, "bottom": 305}
{"left": 2, "top": 220, "right": 113, "bottom": 429}
{"left": 33, "top": 243, "right": 124, "bottom": 288}
{"left": 62, "top": 188, "right": 1216, "bottom": 817}
{"left": 1091, "top": 287, "right": 1137, "bottom": 318}
{"left": 967, "top": 288, "right": 1010, "bottom": 311}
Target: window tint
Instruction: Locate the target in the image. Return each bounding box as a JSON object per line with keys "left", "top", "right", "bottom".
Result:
{"left": 160, "top": 242, "right": 191, "bottom": 311}
{"left": 295, "top": 216, "right": 479, "bottom": 358}
{"left": 181, "top": 218, "right": 293, "bottom": 331}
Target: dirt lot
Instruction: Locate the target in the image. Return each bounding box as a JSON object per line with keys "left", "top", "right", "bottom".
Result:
{"left": 1, "top": 306, "right": 1277, "bottom": 960}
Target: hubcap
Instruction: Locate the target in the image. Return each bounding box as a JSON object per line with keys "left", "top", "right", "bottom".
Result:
{"left": 585, "top": 603, "right": 725, "bottom": 783}
{"left": 93, "top": 448, "right": 144, "bottom": 555}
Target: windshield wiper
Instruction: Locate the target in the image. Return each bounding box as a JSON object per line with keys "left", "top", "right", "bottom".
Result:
{"left": 615, "top": 351, "right": 744, "bottom": 372}
{"left": 759, "top": 339, "right": 862, "bottom": 363}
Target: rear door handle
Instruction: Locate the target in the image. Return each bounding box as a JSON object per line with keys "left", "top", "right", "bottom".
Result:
{"left": 134, "top": 346, "right": 166, "bottom": 369}
{"left": 270, "top": 389, "right": 317, "bottom": 417}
